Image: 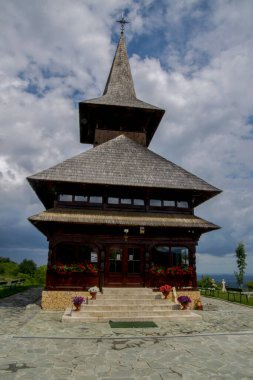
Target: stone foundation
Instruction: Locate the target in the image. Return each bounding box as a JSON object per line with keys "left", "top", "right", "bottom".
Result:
{"left": 170, "top": 290, "right": 201, "bottom": 310}
{"left": 41, "top": 288, "right": 201, "bottom": 310}
{"left": 41, "top": 290, "right": 90, "bottom": 310}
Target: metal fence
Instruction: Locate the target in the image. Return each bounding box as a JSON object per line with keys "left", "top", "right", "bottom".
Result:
{"left": 199, "top": 288, "right": 253, "bottom": 306}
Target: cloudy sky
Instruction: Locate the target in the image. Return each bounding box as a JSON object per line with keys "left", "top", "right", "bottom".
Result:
{"left": 0, "top": 0, "right": 252, "bottom": 275}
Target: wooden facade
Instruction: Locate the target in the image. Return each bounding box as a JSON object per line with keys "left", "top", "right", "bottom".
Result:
{"left": 27, "top": 30, "right": 221, "bottom": 292}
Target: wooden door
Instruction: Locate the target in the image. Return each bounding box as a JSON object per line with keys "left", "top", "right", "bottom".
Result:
{"left": 104, "top": 245, "right": 144, "bottom": 287}
{"left": 126, "top": 247, "right": 143, "bottom": 286}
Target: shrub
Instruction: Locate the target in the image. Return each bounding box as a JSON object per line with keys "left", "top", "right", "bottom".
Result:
{"left": 18, "top": 259, "right": 37, "bottom": 276}
{"left": 34, "top": 265, "right": 47, "bottom": 285}
{"left": 198, "top": 275, "right": 213, "bottom": 288}
{"left": 0, "top": 261, "right": 19, "bottom": 277}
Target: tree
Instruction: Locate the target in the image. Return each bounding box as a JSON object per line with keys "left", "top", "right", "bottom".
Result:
{"left": 0, "top": 257, "right": 19, "bottom": 277}
{"left": 198, "top": 275, "right": 213, "bottom": 288}
{"left": 234, "top": 242, "right": 247, "bottom": 288}
{"left": 0, "top": 257, "right": 10, "bottom": 263}
{"left": 18, "top": 259, "right": 37, "bottom": 276}
{"left": 34, "top": 265, "right": 47, "bottom": 285}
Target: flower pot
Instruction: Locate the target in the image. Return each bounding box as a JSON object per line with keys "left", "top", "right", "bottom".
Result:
{"left": 89, "top": 292, "right": 97, "bottom": 300}
{"left": 73, "top": 303, "right": 81, "bottom": 311}
{"left": 162, "top": 291, "right": 170, "bottom": 299}
{"left": 181, "top": 302, "right": 190, "bottom": 310}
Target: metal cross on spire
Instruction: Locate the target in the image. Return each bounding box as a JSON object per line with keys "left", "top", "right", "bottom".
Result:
{"left": 117, "top": 12, "right": 129, "bottom": 33}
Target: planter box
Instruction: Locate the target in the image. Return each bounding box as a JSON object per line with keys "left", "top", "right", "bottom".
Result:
{"left": 46, "top": 271, "right": 98, "bottom": 290}
{"left": 147, "top": 273, "right": 193, "bottom": 289}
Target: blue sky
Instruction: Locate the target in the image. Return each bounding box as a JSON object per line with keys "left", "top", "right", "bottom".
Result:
{"left": 0, "top": 0, "right": 252, "bottom": 274}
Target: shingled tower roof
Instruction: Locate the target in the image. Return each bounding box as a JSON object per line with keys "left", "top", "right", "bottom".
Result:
{"left": 88, "top": 33, "right": 158, "bottom": 109}
{"left": 27, "top": 135, "right": 221, "bottom": 209}
{"left": 103, "top": 32, "right": 136, "bottom": 101}
{"left": 79, "top": 31, "right": 165, "bottom": 146}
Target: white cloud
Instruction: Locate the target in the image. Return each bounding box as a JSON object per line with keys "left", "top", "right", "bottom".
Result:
{"left": 197, "top": 252, "right": 253, "bottom": 276}
{"left": 0, "top": 156, "right": 27, "bottom": 189}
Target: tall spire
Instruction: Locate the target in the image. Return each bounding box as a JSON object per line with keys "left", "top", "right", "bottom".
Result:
{"left": 103, "top": 33, "right": 136, "bottom": 100}
{"left": 79, "top": 18, "right": 165, "bottom": 147}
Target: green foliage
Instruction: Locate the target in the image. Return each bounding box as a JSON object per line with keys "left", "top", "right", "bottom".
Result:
{"left": 211, "top": 278, "right": 220, "bottom": 289}
{"left": 34, "top": 265, "right": 47, "bottom": 285}
{"left": 0, "top": 261, "right": 19, "bottom": 278}
{"left": 0, "top": 257, "right": 11, "bottom": 263}
{"left": 198, "top": 275, "right": 213, "bottom": 288}
{"left": 234, "top": 242, "right": 247, "bottom": 288}
{"left": 247, "top": 281, "right": 253, "bottom": 289}
{"left": 0, "top": 257, "right": 46, "bottom": 300}
{"left": 18, "top": 259, "right": 37, "bottom": 276}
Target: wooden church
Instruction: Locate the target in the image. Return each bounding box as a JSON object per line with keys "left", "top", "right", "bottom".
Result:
{"left": 27, "top": 22, "right": 221, "bottom": 306}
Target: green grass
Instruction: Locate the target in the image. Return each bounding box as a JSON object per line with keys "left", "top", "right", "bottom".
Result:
{"left": 200, "top": 288, "right": 253, "bottom": 307}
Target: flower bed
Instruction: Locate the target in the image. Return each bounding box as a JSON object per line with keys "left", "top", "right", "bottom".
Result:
{"left": 149, "top": 265, "right": 193, "bottom": 276}
{"left": 48, "top": 261, "right": 98, "bottom": 274}
{"left": 148, "top": 265, "right": 194, "bottom": 288}
{"left": 46, "top": 271, "right": 98, "bottom": 290}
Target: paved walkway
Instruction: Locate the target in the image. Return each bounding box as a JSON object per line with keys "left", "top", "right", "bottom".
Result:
{"left": 0, "top": 288, "right": 253, "bottom": 379}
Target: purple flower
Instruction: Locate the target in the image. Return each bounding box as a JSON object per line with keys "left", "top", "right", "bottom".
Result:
{"left": 177, "top": 295, "right": 191, "bottom": 303}
{"left": 72, "top": 296, "right": 84, "bottom": 305}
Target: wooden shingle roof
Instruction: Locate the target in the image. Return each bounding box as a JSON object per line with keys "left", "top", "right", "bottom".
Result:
{"left": 78, "top": 33, "right": 165, "bottom": 145}
{"left": 81, "top": 33, "right": 161, "bottom": 111}
{"left": 28, "top": 135, "right": 220, "bottom": 193}
{"left": 29, "top": 208, "right": 220, "bottom": 231}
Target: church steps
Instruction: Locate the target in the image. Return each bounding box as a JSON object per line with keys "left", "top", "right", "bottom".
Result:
{"left": 63, "top": 308, "right": 199, "bottom": 322}
{"left": 87, "top": 298, "right": 173, "bottom": 305}
{"left": 62, "top": 287, "right": 201, "bottom": 322}
{"left": 77, "top": 304, "right": 178, "bottom": 311}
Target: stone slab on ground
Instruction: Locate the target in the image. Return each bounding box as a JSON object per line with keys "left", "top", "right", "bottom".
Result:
{"left": 1, "top": 289, "right": 253, "bottom": 379}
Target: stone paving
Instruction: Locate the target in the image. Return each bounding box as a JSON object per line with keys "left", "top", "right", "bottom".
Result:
{"left": 0, "top": 288, "right": 253, "bottom": 379}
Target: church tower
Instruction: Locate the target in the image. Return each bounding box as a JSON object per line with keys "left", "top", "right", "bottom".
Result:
{"left": 27, "top": 19, "right": 221, "bottom": 309}
{"left": 79, "top": 31, "right": 164, "bottom": 147}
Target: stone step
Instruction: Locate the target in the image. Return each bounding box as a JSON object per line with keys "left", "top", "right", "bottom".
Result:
{"left": 101, "top": 288, "right": 156, "bottom": 295}
{"left": 95, "top": 290, "right": 162, "bottom": 298}
{"left": 75, "top": 310, "right": 184, "bottom": 317}
{"left": 101, "top": 293, "right": 157, "bottom": 296}
{"left": 90, "top": 289, "right": 166, "bottom": 301}
{"left": 62, "top": 308, "right": 201, "bottom": 322}
{"left": 94, "top": 297, "right": 164, "bottom": 302}
{"left": 77, "top": 304, "right": 178, "bottom": 311}
{"left": 102, "top": 287, "right": 154, "bottom": 291}
{"left": 88, "top": 299, "right": 169, "bottom": 305}
{"left": 62, "top": 287, "right": 200, "bottom": 323}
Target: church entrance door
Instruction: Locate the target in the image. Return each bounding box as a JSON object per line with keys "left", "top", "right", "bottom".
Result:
{"left": 104, "top": 245, "right": 144, "bottom": 287}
